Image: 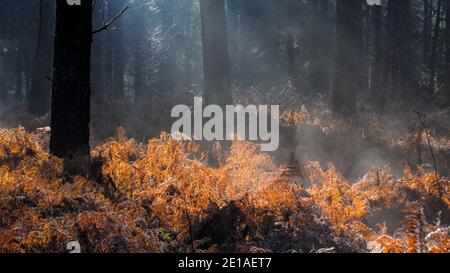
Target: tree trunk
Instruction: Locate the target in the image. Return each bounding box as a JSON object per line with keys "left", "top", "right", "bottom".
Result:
{"left": 200, "top": 0, "right": 233, "bottom": 106}
{"left": 112, "top": 0, "right": 126, "bottom": 99}
{"left": 50, "top": 0, "right": 92, "bottom": 159}
{"left": 429, "top": 0, "right": 443, "bottom": 96}
{"left": 104, "top": 0, "right": 125, "bottom": 100}
{"left": 309, "top": 0, "right": 323, "bottom": 94}
{"left": 103, "top": 1, "right": 114, "bottom": 96}
{"left": 332, "top": 0, "right": 363, "bottom": 116}
{"left": 0, "top": 49, "right": 11, "bottom": 103}
{"left": 133, "top": 46, "right": 145, "bottom": 101}
{"left": 157, "top": 0, "right": 175, "bottom": 93}
{"left": 182, "top": 8, "right": 194, "bottom": 89}
{"left": 287, "top": 32, "right": 299, "bottom": 92}
{"left": 0, "top": 59, "right": 5, "bottom": 102}
{"left": 133, "top": 9, "right": 146, "bottom": 101}
{"left": 227, "top": 0, "right": 242, "bottom": 87}
{"left": 29, "top": 0, "right": 54, "bottom": 116}
{"left": 24, "top": 55, "right": 32, "bottom": 101}
{"left": 91, "top": 3, "right": 105, "bottom": 98}
{"left": 423, "top": 0, "right": 433, "bottom": 65}
{"left": 112, "top": 27, "right": 125, "bottom": 99}
{"left": 369, "top": 4, "right": 383, "bottom": 108}
{"left": 13, "top": 16, "right": 26, "bottom": 102}
{"left": 361, "top": 2, "right": 370, "bottom": 99}
{"left": 391, "top": 0, "right": 414, "bottom": 98}
{"left": 384, "top": 0, "right": 394, "bottom": 98}
{"left": 14, "top": 42, "right": 23, "bottom": 101}
{"left": 319, "top": 0, "right": 332, "bottom": 94}
{"left": 445, "top": 0, "right": 450, "bottom": 105}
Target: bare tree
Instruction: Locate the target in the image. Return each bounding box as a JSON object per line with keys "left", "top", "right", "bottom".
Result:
{"left": 200, "top": 0, "right": 232, "bottom": 106}
{"left": 332, "top": 0, "right": 364, "bottom": 116}
{"left": 29, "top": 0, "right": 54, "bottom": 116}
{"left": 50, "top": 0, "right": 93, "bottom": 159}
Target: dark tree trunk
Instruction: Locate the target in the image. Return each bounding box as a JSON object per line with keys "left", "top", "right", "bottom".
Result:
{"left": 50, "top": 0, "right": 92, "bottom": 159}
{"left": 200, "top": 0, "right": 233, "bottom": 106}
{"left": 445, "top": 0, "right": 450, "bottom": 105}
{"left": 227, "top": 0, "right": 242, "bottom": 87}
{"left": 384, "top": 0, "right": 394, "bottom": 97}
{"left": 14, "top": 16, "right": 25, "bottom": 102}
{"left": 309, "top": 0, "right": 322, "bottom": 94}
{"left": 0, "top": 49, "right": 11, "bottom": 103}
{"left": 332, "top": 0, "right": 363, "bottom": 116}
{"left": 133, "top": 46, "right": 145, "bottom": 101}
{"left": 423, "top": 0, "right": 433, "bottom": 65}
{"left": 91, "top": 3, "right": 105, "bottom": 98}
{"left": 0, "top": 61, "right": 5, "bottom": 102}
{"left": 182, "top": 7, "right": 194, "bottom": 89}
{"left": 369, "top": 4, "right": 383, "bottom": 108}
{"left": 112, "top": 0, "right": 126, "bottom": 100}
{"left": 24, "top": 55, "right": 32, "bottom": 101}
{"left": 391, "top": 0, "right": 414, "bottom": 98}
{"left": 29, "top": 1, "right": 54, "bottom": 116}
{"left": 157, "top": 0, "right": 175, "bottom": 93}
{"left": 103, "top": 1, "right": 114, "bottom": 96}
{"left": 112, "top": 27, "right": 125, "bottom": 99}
{"left": 0, "top": 9, "right": 15, "bottom": 103}
{"left": 0, "top": 43, "right": 5, "bottom": 102}
{"left": 319, "top": 0, "right": 332, "bottom": 94}
{"left": 361, "top": 2, "right": 370, "bottom": 98}
{"left": 103, "top": 0, "right": 125, "bottom": 100}
{"left": 228, "top": 0, "right": 253, "bottom": 89}
{"left": 133, "top": 9, "right": 146, "bottom": 101}
{"left": 429, "top": 0, "right": 443, "bottom": 96}
{"left": 14, "top": 42, "right": 23, "bottom": 101}
{"left": 286, "top": 32, "right": 299, "bottom": 92}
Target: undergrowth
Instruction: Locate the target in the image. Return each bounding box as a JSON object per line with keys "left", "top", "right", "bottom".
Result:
{"left": 0, "top": 127, "right": 448, "bottom": 253}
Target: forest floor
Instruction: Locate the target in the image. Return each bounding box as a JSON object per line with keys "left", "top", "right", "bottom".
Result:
{"left": 0, "top": 95, "right": 449, "bottom": 253}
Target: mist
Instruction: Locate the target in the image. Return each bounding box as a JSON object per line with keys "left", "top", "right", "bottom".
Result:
{"left": 0, "top": 0, "right": 448, "bottom": 254}
{"left": 0, "top": 0, "right": 449, "bottom": 176}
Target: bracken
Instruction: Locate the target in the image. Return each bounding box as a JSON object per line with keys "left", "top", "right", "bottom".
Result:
{"left": 0, "top": 127, "right": 448, "bottom": 253}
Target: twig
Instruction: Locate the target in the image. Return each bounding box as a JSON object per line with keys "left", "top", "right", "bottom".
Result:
{"left": 414, "top": 118, "right": 424, "bottom": 165}
{"left": 199, "top": 167, "right": 211, "bottom": 178}
{"left": 93, "top": 6, "right": 129, "bottom": 34}
{"left": 417, "top": 112, "right": 445, "bottom": 205}
{"left": 112, "top": 154, "right": 144, "bottom": 176}
{"left": 185, "top": 210, "right": 196, "bottom": 253}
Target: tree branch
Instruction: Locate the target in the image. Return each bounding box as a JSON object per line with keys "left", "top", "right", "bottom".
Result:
{"left": 92, "top": 6, "right": 129, "bottom": 35}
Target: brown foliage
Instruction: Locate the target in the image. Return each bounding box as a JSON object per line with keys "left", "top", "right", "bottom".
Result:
{"left": 0, "top": 127, "right": 448, "bottom": 253}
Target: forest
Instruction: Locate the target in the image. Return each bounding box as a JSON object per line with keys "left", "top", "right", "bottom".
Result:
{"left": 0, "top": 0, "right": 448, "bottom": 253}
